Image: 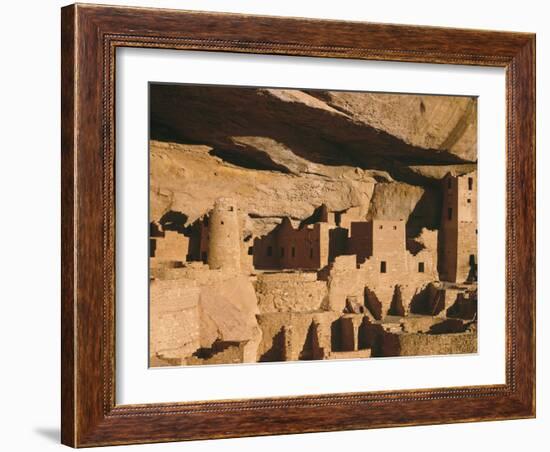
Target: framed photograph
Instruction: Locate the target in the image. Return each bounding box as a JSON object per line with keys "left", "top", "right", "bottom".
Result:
{"left": 61, "top": 3, "right": 535, "bottom": 447}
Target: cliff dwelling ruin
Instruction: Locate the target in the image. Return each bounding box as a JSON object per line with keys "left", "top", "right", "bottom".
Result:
{"left": 148, "top": 84, "right": 478, "bottom": 367}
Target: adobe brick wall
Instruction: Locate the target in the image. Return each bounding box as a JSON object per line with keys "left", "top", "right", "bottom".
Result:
{"left": 325, "top": 255, "right": 365, "bottom": 313}
{"left": 151, "top": 230, "right": 190, "bottom": 262}
{"left": 255, "top": 272, "right": 328, "bottom": 313}
{"left": 392, "top": 331, "right": 477, "bottom": 356}
{"left": 149, "top": 279, "right": 201, "bottom": 365}
{"left": 256, "top": 311, "right": 340, "bottom": 362}
{"left": 253, "top": 219, "right": 329, "bottom": 270}
{"left": 256, "top": 311, "right": 375, "bottom": 362}
{"left": 347, "top": 221, "right": 373, "bottom": 261}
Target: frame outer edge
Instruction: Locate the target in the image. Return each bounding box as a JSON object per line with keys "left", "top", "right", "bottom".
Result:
{"left": 530, "top": 35, "right": 536, "bottom": 417}
{"left": 61, "top": 3, "right": 77, "bottom": 448}
{"left": 514, "top": 35, "right": 536, "bottom": 416}
{"left": 60, "top": 3, "right": 536, "bottom": 446}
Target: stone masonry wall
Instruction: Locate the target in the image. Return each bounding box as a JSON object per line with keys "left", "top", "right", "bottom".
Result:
{"left": 255, "top": 272, "right": 328, "bottom": 313}
{"left": 151, "top": 230, "right": 190, "bottom": 262}
{"left": 149, "top": 279, "right": 201, "bottom": 364}
{"left": 253, "top": 219, "right": 329, "bottom": 270}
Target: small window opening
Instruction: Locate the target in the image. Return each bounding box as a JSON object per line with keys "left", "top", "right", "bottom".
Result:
{"left": 468, "top": 177, "right": 473, "bottom": 190}
{"left": 467, "top": 198, "right": 471, "bottom": 203}
{"left": 418, "top": 262, "right": 425, "bottom": 273}
{"left": 220, "top": 221, "right": 224, "bottom": 225}
{"left": 393, "top": 225, "right": 397, "bottom": 230}
{"left": 247, "top": 246, "right": 253, "bottom": 256}
{"left": 380, "top": 261, "right": 387, "bottom": 273}
{"left": 379, "top": 225, "right": 383, "bottom": 230}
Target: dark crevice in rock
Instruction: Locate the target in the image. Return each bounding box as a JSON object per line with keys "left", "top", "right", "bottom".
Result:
{"left": 209, "top": 147, "right": 291, "bottom": 173}
{"left": 248, "top": 213, "right": 301, "bottom": 222}
{"left": 159, "top": 210, "right": 188, "bottom": 234}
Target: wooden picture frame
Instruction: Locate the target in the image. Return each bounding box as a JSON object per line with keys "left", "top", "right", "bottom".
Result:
{"left": 61, "top": 3, "right": 535, "bottom": 447}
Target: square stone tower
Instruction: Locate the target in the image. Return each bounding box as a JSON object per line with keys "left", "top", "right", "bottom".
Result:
{"left": 439, "top": 172, "right": 478, "bottom": 283}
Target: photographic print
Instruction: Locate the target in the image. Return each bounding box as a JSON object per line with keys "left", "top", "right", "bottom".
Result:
{"left": 148, "top": 84, "right": 478, "bottom": 367}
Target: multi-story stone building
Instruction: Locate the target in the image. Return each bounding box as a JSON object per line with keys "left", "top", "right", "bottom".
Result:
{"left": 439, "top": 172, "right": 478, "bottom": 283}
{"left": 252, "top": 218, "right": 330, "bottom": 270}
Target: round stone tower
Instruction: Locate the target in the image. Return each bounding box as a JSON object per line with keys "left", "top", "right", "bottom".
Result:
{"left": 207, "top": 197, "right": 241, "bottom": 271}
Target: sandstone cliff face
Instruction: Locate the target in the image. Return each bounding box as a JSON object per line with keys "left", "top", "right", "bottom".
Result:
{"left": 150, "top": 85, "right": 476, "bottom": 239}
{"left": 151, "top": 85, "right": 476, "bottom": 172}
{"left": 305, "top": 90, "right": 477, "bottom": 161}
{"left": 150, "top": 140, "right": 377, "bottom": 240}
